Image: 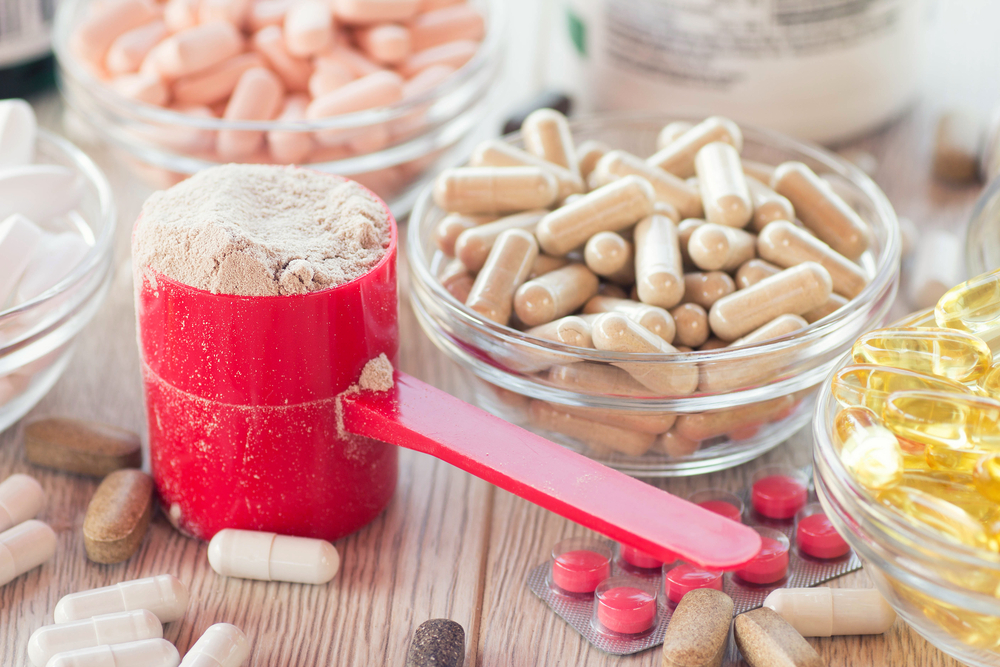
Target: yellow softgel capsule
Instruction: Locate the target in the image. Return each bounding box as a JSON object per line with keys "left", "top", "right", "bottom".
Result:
{"left": 883, "top": 390, "right": 1000, "bottom": 449}
{"left": 935, "top": 267, "right": 1000, "bottom": 344}
{"left": 979, "top": 363, "right": 1000, "bottom": 400}
{"left": 833, "top": 407, "right": 903, "bottom": 490}
{"left": 876, "top": 486, "right": 989, "bottom": 550}
{"left": 897, "top": 472, "right": 1000, "bottom": 525}
{"left": 852, "top": 327, "right": 992, "bottom": 384}
{"left": 831, "top": 364, "right": 973, "bottom": 414}
{"left": 975, "top": 453, "right": 1000, "bottom": 503}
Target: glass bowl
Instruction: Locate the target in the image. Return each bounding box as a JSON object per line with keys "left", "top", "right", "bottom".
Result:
{"left": 52, "top": 0, "right": 504, "bottom": 217}
{"left": 967, "top": 176, "right": 1000, "bottom": 275}
{"left": 0, "top": 130, "right": 116, "bottom": 433}
{"left": 407, "top": 113, "right": 901, "bottom": 476}
{"left": 814, "top": 353, "right": 1000, "bottom": 667}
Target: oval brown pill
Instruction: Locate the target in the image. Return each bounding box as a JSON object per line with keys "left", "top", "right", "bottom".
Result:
{"left": 757, "top": 220, "right": 868, "bottom": 298}
{"left": 734, "top": 607, "right": 824, "bottom": 667}
{"left": 433, "top": 166, "right": 558, "bottom": 214}
{"left": 24, "top": 418, "right": 142, "bottom": 477}
{"left": 83, "top": 469, "right": 155, "bottom": 564}
{"left": 661, "top": 588, "right": 734, "bottom": 667}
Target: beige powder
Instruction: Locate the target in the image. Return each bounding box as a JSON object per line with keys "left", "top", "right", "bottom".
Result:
{"left": 359, "top": 353, "right": 394, "bottom": 392}
{"left": 133, "top": 164, "right": 391, "bottom": 296}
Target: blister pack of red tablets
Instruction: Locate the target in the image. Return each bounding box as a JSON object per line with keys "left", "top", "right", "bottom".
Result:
{"left": 525, "top": 465, "right": 861, "bottom": 655}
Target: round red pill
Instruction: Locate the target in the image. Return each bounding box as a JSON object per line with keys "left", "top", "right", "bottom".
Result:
{"left": 596, "top": 585, "right": 657, "bottom": 634}
{"left": 698, "top": 499, "right": 743, "bottom": 523}
{"left": 797, "top": 512, "right": 850, "bottom": 559}
{"left": 551, "top": 549, "right": 611, "bottom": 593}
{"left": 735, "top": 536, "right": 789, "bottom": 585}
{"left": 752, "top": 474, "right": 807, "bottom": 519}
{"left": 663, "top": 564, "right": 724, "bottom": 605}
{"left": 619, "top": 543, "right": 670, "bottom": 569}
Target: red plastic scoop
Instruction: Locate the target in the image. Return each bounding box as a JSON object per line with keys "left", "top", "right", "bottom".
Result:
{"left": 340, "top": 372, "right": 761, "bottom": 570}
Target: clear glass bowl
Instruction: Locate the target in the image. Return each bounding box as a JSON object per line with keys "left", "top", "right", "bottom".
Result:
{"left": 52, "top": 0, "right": 504, "bottom": 217}
{"left": 967, "top": 176, "right": 1000, "bottom": 275}
{"left": 0, "top": 130, "right": 116, "bottom": 433}
{"left": 814, "top": 354, "right": 1000, "bottom": 667}
{"left": 408, "top": 113, "right": 901, "bottom": 476}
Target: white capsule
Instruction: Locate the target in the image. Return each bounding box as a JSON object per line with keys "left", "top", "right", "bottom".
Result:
{"left": 29, "top": 610, "right": 162, "bottom": 666}
{"left": 54, "top": 575, "right": 190, "bottom": 624}
{"left": 180, "top": 623, "right": 251, "bottom": 667}
{"left": 16, "top": 232, "right": 92, "bottom": 303}
{"left": 763, "top": 587, "right": 896, "bottom": 637}
{"left": 0, "top": 473, "right": 45, "bottom": 534}
{"left": 208, "top": 529, "right": 340, "bottom": 584}
{"left": 0, "top": 166, "right": 84, "bottom": 223}
{"left": 46, "top": 638, "right": 180, "bottom": 667}
{"left": 0, "top": 214, "right": 44, "bottom": 306}
{"left": 0, "top": 519, "right": 56, "bottom": 587}
{"left": 0, "top": 99, "right": 36, "bottom": 168}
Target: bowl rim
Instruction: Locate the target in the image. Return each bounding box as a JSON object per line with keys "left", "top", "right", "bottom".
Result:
{"left": 407, "top": 111, "right": 902, "bottom": 367}
{"left": 53, "top": 0, "right": 506, "bottom": 133}
{"left": 966, "top": 175, "right": 1000, "bottom": 276}
{"left": 0, "top": 129, "right": 116, "bottom": 324}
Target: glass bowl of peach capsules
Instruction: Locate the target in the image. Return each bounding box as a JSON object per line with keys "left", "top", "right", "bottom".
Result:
{"left": 407, "top": 111, "right": 901, "bottom": 476}
{"left": 814, "top": 271, "right": 1000, "bottom": 667}
{"left": 52, "top": 0, "right": 502, "bottom": 215}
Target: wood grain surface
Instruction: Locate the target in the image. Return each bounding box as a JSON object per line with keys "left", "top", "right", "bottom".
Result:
{"left": 1, "top": 3, "right": 998, "bottom": 665}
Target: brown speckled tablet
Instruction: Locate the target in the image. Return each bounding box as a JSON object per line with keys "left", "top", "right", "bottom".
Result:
{"left": 734, "top": 607, "right": 825, "bottom": 667}
{"left": 83, "top": 469, "right": 154, "bottom": 564}
{"left": 661, "top": 588, "right": 734, "bottom": 667}
{"left": 406, "top": 619, "right": 465, "bottom": 667}
{"left": 24, "top": 418, "right": 142, "bottom": 477}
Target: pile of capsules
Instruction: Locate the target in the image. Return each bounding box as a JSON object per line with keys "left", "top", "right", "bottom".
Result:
{"left": 69, "top": 0, "right": 484, "bottom": 164}
{"left": 831, "top": 266, "right": 1000, "bottom": 651}
{"left": 431, "top": 110, "right": 875, "bottom": 459}
{"left": 526, "top": 467, "right": 878, "bottom": 656}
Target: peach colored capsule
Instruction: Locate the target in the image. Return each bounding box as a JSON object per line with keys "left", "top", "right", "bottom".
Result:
{"left": 675, "top": 395, "right": 794, "bottom": 441}
{"left": 434, "top": 167, "right": 557, "bottom": 215}
{"left": 554, "top": 404, "right": 675, "bottom": 435}
{"left": 634, "top": 214, "right": 685, "bottom": 309}
{"left": 345, "top": 123, "right": 391, "bottom": 153}
{"left": 592, "top": 150, "right": 702, "bottom": 219}
{"left": 420, "top": 0, "right": 464, "bottom": 10}
{"left": 146, "top": 21, "right": 244, "bottom": 79}
{"left": 410, "top": 5, "right": 484, "bottom": 52}
{"left": 743, "top": 159, "right": 776, "bottom": 185}
{"left": 172, "top": 52, "right": 265, "bottom": 105}
{"left": 154, "top": 104, "right": 216, "bottom": 153}
{"left": 546, "top": 362, "right": 649, "bottom": 397}
{"left": 434, "top": 212, "right": 495, "bottom": 255}
{"left": 747, "top": 177, "right": 794, "bottom": 232}
{"left": 695, "top": 142, "right": 752, "bottom": 228}
{"left": 687, "top": 223, "right": 755, "bottom": 273}
{"left": 267, "top": 94, "right": 315, "bottom": 163}
{"left": 308, "top": 58, "right": 355, "bottom": 98}
{"left": 735, "top": 258, "right": 781, "bottom": 289}
{"left": 582, "top": 296, "right": 675, "bottom": 344}
{"left": 514, "top": 264, "right": 599, "bottom": 327}
{"left": 355, "top": 24, "right": 412, "bottom": 64}
{"left": 683, "top": 271, "right": 736, "bottom": 309}
{"left": 453, "top": 211, "right": 543, "bottom": 270}
{"left": 656, "top": 121, "right": 694, "bottom": 151}
{"left": 576, "top": 140, "right": 609, "bottom": 180}
{"left": 198, "top": 0, "right": 252, "bottom": 27}
{"left": 771, "top": 161, "right": 872, "bottom": 261}
{"left": 647, "top": 116, "right": 743, "bottom": 178}
{"left": 398, "top": 39, "right": 476, "bottom": 77}
{"left": 584, "top": 231, "right": 633, "bottom": 284}
{"left": 217, "top": 67, "right": 284, "bottom": 160}
{"left": 670, "top": 303, "right": 709, "bottom": 348}
{"left": 164, "top": 0, "right": 200, "bottom": 32}
{"left": 72, "top": 0, "right": 161, "bottom": 63}
{"left": 439, "top": 258, "right": 474, "bottom": 303}
{"left": 106, "top": 21, "right": 168, "bottom": 75}
{"left": 284, "top": 0, "right": 334, "bottom": 57}
{"left": 307, "top": 70, "right": 403, "bottom": 118}
{"left": 388, "top": 63, "right": 455, "bottom": 138}
{"left": 470, "top": 140, "right": 584, "bottom": 202}
{"left": 529, "top": 254, "right": 569, "bottom": 279}
{"left": 522, "top": 109, "right": 579, "bottom": 175}
{"left": 676, "top": 217, "right": 704, "bottom": 268}
{"left": 757, "top": 220, "right": 868, "bottom": 299}
{"left": 465, "top": 228, "right": 538, "bottom": 325}
{"left": 526, "top": 315, "right": 593, "bottom": 349}
{"left": 656, "top": 429, "right": 701, "bottom": 457}
{"left": 249, "top": 0, "right": 293, "bottom": 30}
{"left": 402, "top": 62, "right": 453, "bottom": 98}
{"left": 253, "top": 25, "right": 312, "bottom": 93}
{"left": 334, "top": 0, "right": 421, "bottom": 23}
{"left": 112, "top": 72, "right": 170, "bottom": 105}
{"left": 591, "top": 313, "right": 697, "bottom": 396}
{"left": 528, "top": 401, "right": 655, "bottom": 457}
{"left": 325, "top": 43, "right": 384, "bottom": 77}
{"left": 708, "top": 262, "right": 832, "bottom": 341}
{"left": 803, "top": 293, "right": 848, "bottom": 323}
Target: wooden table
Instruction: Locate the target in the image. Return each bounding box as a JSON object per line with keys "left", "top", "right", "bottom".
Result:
{"left": 2, "top": 5, "right": 999, "bottom": 664}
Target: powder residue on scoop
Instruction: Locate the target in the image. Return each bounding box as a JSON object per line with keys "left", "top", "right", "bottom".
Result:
{"left": 359, "top": 353, "right": 394, "bottom": 392}
{"left": 133, "top": 164, "right": 391, "bottom": 296}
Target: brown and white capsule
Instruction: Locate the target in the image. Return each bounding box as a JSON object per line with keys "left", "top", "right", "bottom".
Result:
{"left": 757, "top": 220, "right": 868, "bottom": 299}
{"left": 670, "top": 303, "right": 710, "bottom": 348}
{"left": 584, "top": 231, "right": 634, "bottom": 284}
{"left": 591, "top": 313, "right": 698, "bottom": 395}
{"left": 688, "top": 223, "right": 756, "bottom": 272}
{"left": 735, "top": 258, "right": 781, "bottom": 289}
{"left": 698, "top": 315, "right": 809, "bottom": 392}
{"left": 771, "top": 161, "right": 872, "bottom": 260}
{"left": 439, "top": 258, "right": 474, "bottom": 303}
{"left": 592, "top": 150, "right": 702, "bottom": 219}
{"left": 470, "top": 139, "right": 585, "bottom": 201}
{"left": 695, "top": 142, "right": 753, "bottom": 228}
{"left": 730, "top": 314, "right": 808, "bottom": 348}
{"left": 522, "top": 109, "right": 579, "bottom": 175}
{"left": 677, "top": 218, "right": 705, "bottom": 269}
{"left": 546, "top": 362, "right": 650, "bottom": 397}
{"left": 536, "top": 175, "right": 655, "bottom": 256}
{"left": 708, "top": 262, "right": 832, "bottom": 341}
{"left": 465, "top": 228, "right": 538, "bottom": 325}
{"left": 647, "top": 116, "right": 743, "bottom": 178}
{"left": 434, "top": 212, "right": 496, "bottom": 255}
{"left": 656, "top": 121, "right": 694, "bottom": 151}
{"left": 433, "top": 166, "right": 558, "bottom": 214}
{"left": 583, "top": 296, "right": 676, "bottom": 343}
{"left": 675, "top": 395, "right": 795, "bottom": 441}
{"left": 576, "top": 140, "right": 611, "bottom": 180}
{"left": 747, "top": 177, "right": 795, "bottom": 232}
{"left": 683, "top": 272, "right": 736, "bottom": 309}
{"left": 454, "top": 210, "right": 546, "bottom": 272}
{"left": 513, "top": 263, "right": 599, "bottom": 326}
{"left": 526, "top": 315, "right": 593, "bottom": 348}
{"left": 803, "top": 293, "right": 849, "bottom": 323}
{"left": 634, "top": 214, "right": 685, "bottom": 309}
{"left": 527, "top": 401, "right": 655, "bottom": 456}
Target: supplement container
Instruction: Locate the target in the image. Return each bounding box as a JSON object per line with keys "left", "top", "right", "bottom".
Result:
{"left": 52, "top": 0, "right": 504, "bottom": 217}
{"left": 407, "top": 114, "right": 901, "bottom": 476}
{"left": 814, "top": 355, "right": 1000, "bottom": 667}
{"left": 966, "top": 176, "right": 1000, "bottom": 275}
{"left": 0, "top": 131, "right": 115, "bottom": 433}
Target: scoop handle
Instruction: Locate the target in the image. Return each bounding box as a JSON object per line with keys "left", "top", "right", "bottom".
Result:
{"left": 339, "top": 372, "right": 761, "bottom": 570}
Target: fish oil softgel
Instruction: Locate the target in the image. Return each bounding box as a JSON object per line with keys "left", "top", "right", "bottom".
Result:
{"left": 525, "top": 469, "right": 861, "bottom": 655}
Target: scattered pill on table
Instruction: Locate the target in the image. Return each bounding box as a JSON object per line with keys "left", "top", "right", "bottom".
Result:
{"left": 83, "top": 469, "right": 155, "bottom": 564}
{"left": 406, "top": 619, "right": 465, "bottom": 667}
{"left": 933, "top": 108, "right": 984, "bottom": 184}
{"left": 0, "top": 519, "right": 56, "bottom": 587}
{"left": 24, "top": 418, "right": 143, "bottom": 477}
{"left": 734, "top": 606, "right": 825, "bottom": 667}
{"left": 764, "top": 587, "right": 897, "bottom": 637}
{"left": 54, "top": 575, "right": 190, "bottom": 624}
{"left": 179, "top": 623, "right": 251, "bottom": 667}
{"left": 660, "top": 588, "right": 733, "bottom": 667}
{"left": 0, "top": 473, "right": 45, "bottom": 533}
{"left": 28, "top": 609, "right": 162, "bottom": 666}
{"left": 208, "top": 528, "right": 340, "bottom": 584}
{"left": 46, "top": 638, "right": 181, "bottom": 667}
